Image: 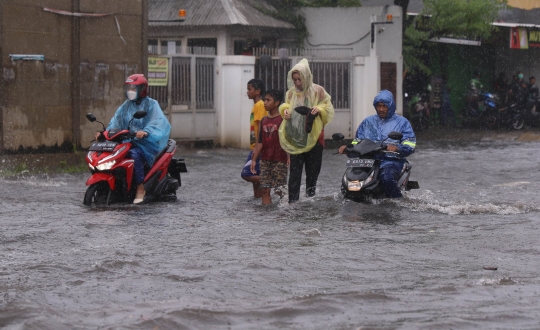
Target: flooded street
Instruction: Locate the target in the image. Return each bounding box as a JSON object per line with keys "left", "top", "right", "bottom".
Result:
{"left": 1, "top": 140, "right": 540, "bottom": 329}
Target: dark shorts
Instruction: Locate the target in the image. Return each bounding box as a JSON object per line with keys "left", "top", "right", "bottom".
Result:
{"left": 260, "top": 160, "right": 288, "bottom": 189}
{"left": 241, "top": 150, "right": 260, "bottom": 178}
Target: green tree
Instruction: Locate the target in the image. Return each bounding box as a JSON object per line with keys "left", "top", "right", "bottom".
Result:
{"left": 401, "top": 0, "right": 505, "bottom": 75}
{"left": 422, "top": 0, "right": 502, "bottom": 40}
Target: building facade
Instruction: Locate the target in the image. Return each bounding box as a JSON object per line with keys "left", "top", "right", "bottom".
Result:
{"left": 0, "top": 0, "right": 148, "bottom": 152}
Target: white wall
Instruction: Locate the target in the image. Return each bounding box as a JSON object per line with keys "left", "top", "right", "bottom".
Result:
{"left": 300, "top": 6, "right": 402, "bottom": 59}
{"left": 216, "top": 56, "right": 256, "bottom": 148}
{"left": 300, "top": 6, "right": 403, "bottom": 137}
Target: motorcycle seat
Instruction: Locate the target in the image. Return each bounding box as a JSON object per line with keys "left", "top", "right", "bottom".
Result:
{"left": 402, "top": 161, "right": 412, "bottom": 172}
{"left": 153, "top": 139, "right": 177, "bottom": 163}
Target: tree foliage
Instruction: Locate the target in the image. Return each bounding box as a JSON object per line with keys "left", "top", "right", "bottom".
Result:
{"left": 400, "top": 0, "right": 506, "bottom": 75}
{"left": 422, "top": 0, "right": 503, "bottom": 39}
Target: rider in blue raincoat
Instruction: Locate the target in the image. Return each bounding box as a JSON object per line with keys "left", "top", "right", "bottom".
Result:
{"left": 340, "top": 90, "right": 416, "bottom": 198}
{"left": 97, "top": 74, "right": 171, "bottom": 204}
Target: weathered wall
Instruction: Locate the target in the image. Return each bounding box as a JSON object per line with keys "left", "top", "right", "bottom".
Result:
{"left": 0, "top": 0, "right": 147, "bottom": 152}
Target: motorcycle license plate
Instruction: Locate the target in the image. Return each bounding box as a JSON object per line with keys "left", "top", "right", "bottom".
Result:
{"left": 89, "top": 141, "right": 118, "bottom": 152}
{"left": 346, "top": 158, "right": 374, "bottom": 168}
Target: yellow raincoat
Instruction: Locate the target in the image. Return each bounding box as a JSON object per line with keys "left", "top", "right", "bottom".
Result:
{"left": 279, "top": 59, "right": 335, "bottom": 154}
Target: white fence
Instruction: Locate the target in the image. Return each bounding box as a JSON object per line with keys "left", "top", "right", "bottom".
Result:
{"left": 253, "top": 47, "right": 353, "bottom": 59}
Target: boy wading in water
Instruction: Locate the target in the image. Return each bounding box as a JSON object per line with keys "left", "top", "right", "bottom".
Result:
{"left": 241, "top": 79, "right": 266, "bottom": 198}
{"left": 251, "top": 90, "right": 289, "bottom": 205}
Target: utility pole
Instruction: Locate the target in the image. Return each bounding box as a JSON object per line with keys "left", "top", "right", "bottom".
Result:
{"left": 71, "top": 0, "right": 81, "bottom": 149}
{"left": 394, "top": 0, "right": 409, "bottom": 35}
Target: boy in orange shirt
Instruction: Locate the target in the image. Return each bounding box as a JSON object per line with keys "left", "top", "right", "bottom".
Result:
{"left": 241, "top": 79, "right": 266, "bottom": 198}
{"left": 251, "top": 90, "right": 289, "bottom": 205}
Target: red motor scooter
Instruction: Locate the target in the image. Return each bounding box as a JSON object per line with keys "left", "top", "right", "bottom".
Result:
{"left": 83, "top": 111, "right": 187, "bottom": 206}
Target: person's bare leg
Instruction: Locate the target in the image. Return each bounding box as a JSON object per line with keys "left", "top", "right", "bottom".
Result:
{"left": 242, "top": 175, "right": 262, "bottom": 198}
{"left": 261, "top": 188, "right": 271, "bottom": 205}
{"left": 253, "top": 181, "right": 262, "bottom": 198}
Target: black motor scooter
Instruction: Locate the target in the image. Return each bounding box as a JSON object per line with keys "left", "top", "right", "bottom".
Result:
{"left": 332, "top": 131, "right": 419, "bottom": 202}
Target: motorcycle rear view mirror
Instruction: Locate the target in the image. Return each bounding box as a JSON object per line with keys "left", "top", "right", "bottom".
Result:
{"left": 332, "top": 133, "right": 345, "bottom": 141}
{"left": 133, "top": 110, "right": 148, "bottom": 119}
{"left": 86, "top": 113, "right": 106, "bottom": 130}
{"left": 86, "top": 113, "right": 97, "bottom": 122}
{"left": 387, "top": 131, "right": 403, "bottom": 140}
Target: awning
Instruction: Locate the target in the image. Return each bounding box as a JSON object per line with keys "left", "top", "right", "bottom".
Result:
{"left": 492, "top": 22, "right": 540, "bottom": 28}
{"left": 429, "top": 37, "right": 481, "bottom": 46}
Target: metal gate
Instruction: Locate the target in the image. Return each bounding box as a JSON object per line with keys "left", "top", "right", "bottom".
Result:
{"left": 148, "top": 55, "right": 216, "bottom": 140}
{"left": 255, "top": 58, "right": 352, "bottom": 137}
{"left": 255, "top": 58, "right": 291, "bottom": 94}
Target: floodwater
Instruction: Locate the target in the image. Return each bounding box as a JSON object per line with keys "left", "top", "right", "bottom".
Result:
{"left": 1, "top": 140, "right": 540, "bottom": 329}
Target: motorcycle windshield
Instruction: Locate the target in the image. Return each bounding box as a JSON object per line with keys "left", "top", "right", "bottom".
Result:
{"left": 350, "top": 139, "right": 381, "bottom": 156}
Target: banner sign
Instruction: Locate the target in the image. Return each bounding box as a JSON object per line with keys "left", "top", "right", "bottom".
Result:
{"left": 510, "top": 27, "right": 529, "bottom": 49}
{"left": 148, "top": 57, "right": 168, "bottom": 86}
{"left": 528, "top": 28, "right": 540, "bottom": 48}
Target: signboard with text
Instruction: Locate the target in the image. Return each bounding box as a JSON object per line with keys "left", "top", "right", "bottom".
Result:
{"left": 148, "top": 57, "right": 168, "bottom": 86}
{"left": 528, "top": 28, "right": 540, "bottom": 48}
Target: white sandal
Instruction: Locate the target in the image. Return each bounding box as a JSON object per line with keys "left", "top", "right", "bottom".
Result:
{"left": 133, "top": 192, "right": 146, "bottom": 204}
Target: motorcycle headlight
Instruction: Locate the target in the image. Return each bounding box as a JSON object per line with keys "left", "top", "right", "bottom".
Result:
{"left": 96, "top": 160, "right": 116, "bottom": 171}
{"left": 364, "top": 171, "right": 375, "bottom": 186}
{"left": 88, "top": 163, "right": 95, "bottom": 170}
{"left": 345, "top": 171, "right": 376, "bottom": 192}
{"left": 348, "top": 180, "right": 363, "bottom": 191}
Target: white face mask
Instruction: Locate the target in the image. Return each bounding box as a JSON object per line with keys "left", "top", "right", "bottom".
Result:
{"left": 127, "top": 90, "right": 137, "bottom": 100}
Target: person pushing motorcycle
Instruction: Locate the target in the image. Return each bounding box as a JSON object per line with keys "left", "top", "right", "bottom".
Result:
{"left": 94, "top": 74, "right": 171, "bottom": 204}
{"left": 339, "top": 90, "right": 416, "bottom": 198}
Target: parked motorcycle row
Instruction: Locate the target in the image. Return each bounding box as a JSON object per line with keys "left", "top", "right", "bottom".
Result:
{"left": 406, "top": 90, "right": 540, "bottom": 131}
{"left": 461, "top": 92, "right": 524, "bottom": 130}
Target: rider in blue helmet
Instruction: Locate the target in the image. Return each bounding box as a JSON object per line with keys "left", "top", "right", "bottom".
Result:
{"left": 339, "top": 90, "right": 416, "bottom": 198}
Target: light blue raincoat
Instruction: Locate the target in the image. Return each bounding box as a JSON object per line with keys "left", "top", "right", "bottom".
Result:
{"left": 107, "top": 97, "right": 171, "bottom": 166}
{"left": 354, "top": 90, "right": 416, "bottom": 166}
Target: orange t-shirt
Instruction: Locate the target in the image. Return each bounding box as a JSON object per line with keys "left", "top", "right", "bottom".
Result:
{"left": 250, "top": 100, "right": 267, "bottom": 150}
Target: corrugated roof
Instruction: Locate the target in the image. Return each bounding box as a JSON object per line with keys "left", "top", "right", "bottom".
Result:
{"left": 149, "top": 0, "right": 295, "bottom": 29}
{"left": 497, "top": 6, "right": 540, "bottom": 25}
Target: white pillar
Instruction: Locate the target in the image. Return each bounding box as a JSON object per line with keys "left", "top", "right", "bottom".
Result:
{"left": 352, "top": 56, "right": 365, "bottom": 138}
{"left": 216, "top": 56, "right": 256, "bottom": 148}
{"left": 396, "top": 55, "right": 403, "bottom": 115}
{"left": 217, "top": 31, "right": 228, "bottom": 56}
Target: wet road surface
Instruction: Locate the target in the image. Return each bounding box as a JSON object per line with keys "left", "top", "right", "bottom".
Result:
{"left": 1, "top": 140, "right": 540, "bottom": 329}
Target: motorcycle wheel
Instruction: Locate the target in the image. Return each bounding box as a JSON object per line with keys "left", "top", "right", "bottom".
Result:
{"left": 511, "top": 115, "right": 525, "bottom": 130}
{"left": 481, "top": 112, "right": 498, "bottom": 130}
{"left": 83, "top": 182, "right": 110, "bottom": 206}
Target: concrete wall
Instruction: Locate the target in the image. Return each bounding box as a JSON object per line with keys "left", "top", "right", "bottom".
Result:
{"left": 0, "top": 0, "right": 147, "bottom": 152}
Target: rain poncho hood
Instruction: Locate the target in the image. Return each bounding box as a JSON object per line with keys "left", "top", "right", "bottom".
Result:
{"left": 278, "top": 58, "right": 335, "bottom": 154}
{"left": 374, "top": 89, "right": 397, "bottom": 119}
{"left": 355, "top": 90, "right": 416, "bottom": 163}
{"left": 107, "top": 97, "right": 171, "bottom": 166}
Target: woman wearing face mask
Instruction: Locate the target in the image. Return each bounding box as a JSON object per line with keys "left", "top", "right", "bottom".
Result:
{"left": 94, "top": 74, "right": 171, "bottom": 204}
{"left": 278, "top": 58, "right": 335, "bottom": 203}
